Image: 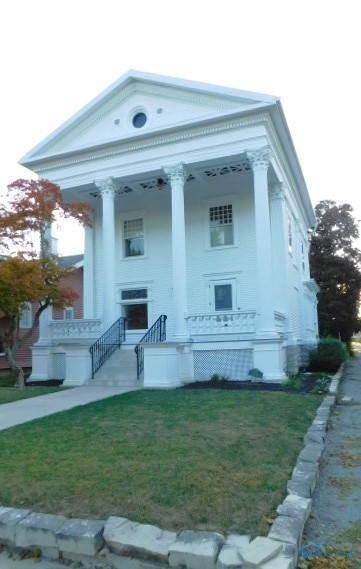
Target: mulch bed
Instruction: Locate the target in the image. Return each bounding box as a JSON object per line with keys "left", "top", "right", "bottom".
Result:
{"left": 25, "top": 379, "right": 64, "bottom": 387}
{"left": 183, "top": 376, "right": 327, "bottom": 394}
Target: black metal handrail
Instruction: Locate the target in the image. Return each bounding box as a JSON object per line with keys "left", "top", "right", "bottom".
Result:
{"left": 134, "top": 315, "right": 167, "bottom": 379}
{"left": 89, "top": 317, "right": 126, "bottom": 378}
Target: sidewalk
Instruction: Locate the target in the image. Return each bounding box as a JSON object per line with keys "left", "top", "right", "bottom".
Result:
{"left": 0, "top": 385, "right": 138, "bottom": 432}
{"left": 303, "top": 340, "right": 361, "bottom": 565}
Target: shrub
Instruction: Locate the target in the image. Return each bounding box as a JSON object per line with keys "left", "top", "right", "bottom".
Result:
{"left": 308, "top": 338, "right": 348, "bottom": 373}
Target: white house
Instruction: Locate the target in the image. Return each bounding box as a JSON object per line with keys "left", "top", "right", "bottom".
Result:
{"left": 20, "top": 71, "right": 319, "bottom": 387}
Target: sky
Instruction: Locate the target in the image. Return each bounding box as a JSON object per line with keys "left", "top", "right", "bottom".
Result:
{"left": 1, "top": 0, "right": 360, "bottom": 255}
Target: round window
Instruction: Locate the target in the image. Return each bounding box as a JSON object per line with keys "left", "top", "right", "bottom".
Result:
{"left": 132, "top": 112, "right": 147, "bottom": 129}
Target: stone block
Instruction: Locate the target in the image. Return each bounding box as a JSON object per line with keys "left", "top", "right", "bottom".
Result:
{"left": 260, "top": 552, "right": 296, "bottom": 569}
{"left": 287, "top": 479, "right": 311, "bottom": 498}
{"left": 323, "top": 395, "right": 336, "bottom": 407}
{"left": 293, "top": 462, "right": 319, "bottom": 494}
{"left": 0, "top": 507, "right": 30, "bottom": 547}
{"left": 105, "top": 550, "right": 164, "bottom": 568}
{"left": 298, "top": 443, "right": 324, "bottom": 463}
{"left": 104, "top": 516, "right": 176, "bottom": 563}
{"left": 303, "top": 430, "right": 325, "bottom": 445}
{"left": 56, "top": 518, "right": 104, "bottom": 555}
{"left": 16, "top": 512, "right": 66, "bottom": 550}
{"left": 268, "top": 516, "right": 303, "bottom": 547}
{"left": 216, "top": 544, "right": 243, "bottom": 568}
{"left": 226, "top": 534, "right": 251, "bottom": 551}
{"left": 168, "top": 530, "right": 225, "bottom": 569}
{"left": 276, "top": 495, "right": 312, "bottom": 524}
{"left": 240, "top": 536, "right": 282, "bottom": 567}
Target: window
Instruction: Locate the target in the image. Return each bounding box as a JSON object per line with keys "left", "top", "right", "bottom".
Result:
{"left": 214, "top": 284, "right": 233, "bottom": 311}
{"left": 301, "top": 242, "right": 305, "bottom": 272}
{"left": 209, "top": 204, "right": 234, "bottom": 247}
{"left": 19, "top": 303, "right": 32, "bottom": 328}
{"left": 121, "top": 289, "right": 148, "bottom": 330}
{"left": 64, "top": 307, "right": 74, "bottom": 320}
{"left": 124, "top": 218, "right": 144, "bottom": 257}
{"left": 288, "top": 216, "right": 293, "bottom": 254}
{"left": 132, "top": 112, "right": 147, "bottom": 128}
{"left": 208, "top": 278, "right": 237, "bottom": 312}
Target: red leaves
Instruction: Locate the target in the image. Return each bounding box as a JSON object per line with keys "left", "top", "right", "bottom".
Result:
{"left": 0, "top": 178, "right": 92, "bottom": 254}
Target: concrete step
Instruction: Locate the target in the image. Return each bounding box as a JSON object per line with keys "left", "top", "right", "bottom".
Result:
{"left": 90, "top": 347, "right": 138, "bottom": 386}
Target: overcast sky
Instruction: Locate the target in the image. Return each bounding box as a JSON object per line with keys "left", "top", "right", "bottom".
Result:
{"left": 1, "top": 0, "right": 360, "bottom": 254}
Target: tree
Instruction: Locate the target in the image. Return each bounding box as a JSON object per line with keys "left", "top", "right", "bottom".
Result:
{"left": 0, "top": 179, "right": 91, "bottom": 388}
{"left": 310, "top": 200, "right": 361, "bottom": 346}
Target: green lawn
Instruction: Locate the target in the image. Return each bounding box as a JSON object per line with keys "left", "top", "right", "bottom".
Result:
{"left": 0, "top": 389, "right": 320, "bottom": 537}
{"left": 0, "top": 386, "right": 66, "bottom": 405}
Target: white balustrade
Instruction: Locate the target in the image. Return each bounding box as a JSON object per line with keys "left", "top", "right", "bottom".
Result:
{"left": 186, "top": 311, "right": 256, "bottom": 335}
{"left": 49, "top": 319, "right": 103, "bottom": 340}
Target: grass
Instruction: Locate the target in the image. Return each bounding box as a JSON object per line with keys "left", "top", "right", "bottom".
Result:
{"left": 0, "top": 389, "right": 320, "bottom": 537}
{"left": 0, "top": 373, "right": 65, "bottom": 404}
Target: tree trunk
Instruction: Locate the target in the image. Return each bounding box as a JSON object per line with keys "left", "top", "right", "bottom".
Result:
{"left": 4, "top": 345, "right": 25, "bottom": 389}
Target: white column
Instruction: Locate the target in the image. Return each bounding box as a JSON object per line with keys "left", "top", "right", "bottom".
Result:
{"left": 247, "top": 148, "right": 276, "bottom": 334}
{"left": 83, "top": 224, "right": 94, "bottom": 319}
{"left": 165, "top": 163, "right": 189, "bottom": 341}
{"left": 96, "top": 178, "right": 117, "bottom": 329}
{"left": 269, "top": 183, "right": 289, "bottom": 316}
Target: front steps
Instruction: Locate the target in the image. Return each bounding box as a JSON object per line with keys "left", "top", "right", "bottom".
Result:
{"left": 87, "top": 346, "right": 140, "bottom": 388}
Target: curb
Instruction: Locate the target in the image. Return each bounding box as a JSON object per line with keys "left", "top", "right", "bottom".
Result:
{"left": 0, "top": 368, "right": 345, "bottom": 569}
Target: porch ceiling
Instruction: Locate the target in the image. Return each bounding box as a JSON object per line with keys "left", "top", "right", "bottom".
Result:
{"left": 74, "top": 155, "right": 278, "bottom": 207}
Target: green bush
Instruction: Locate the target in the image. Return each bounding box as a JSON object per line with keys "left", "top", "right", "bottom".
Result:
{"left": 308, "top": 338, "right": 348, "bottom": 373}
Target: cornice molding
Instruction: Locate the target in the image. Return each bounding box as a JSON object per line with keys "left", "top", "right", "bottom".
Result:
{"left": 32, "top": 113, "right": 271, "bottom": 175}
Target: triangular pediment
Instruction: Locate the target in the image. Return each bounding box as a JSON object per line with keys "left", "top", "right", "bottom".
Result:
{"left": 20, "top": 71, "right": 278, "bottom": 165}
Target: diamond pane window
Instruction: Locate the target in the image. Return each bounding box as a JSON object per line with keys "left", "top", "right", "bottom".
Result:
{"left": 209, "top": 204, "right": 234, "bottom": 247}
{"left": 124, "top": 218, "right": 144, "bottom": 257}
{"left": 121, "top": 289, "right": 147, "bottom": 300}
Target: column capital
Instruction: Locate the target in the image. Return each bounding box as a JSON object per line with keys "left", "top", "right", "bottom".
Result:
{"left": 95, "top": 177, "right": 117, "bottom": 198}
{"left": 269, "top": 182, "right": 287, "bottom": 201}
{"left": 246, "top": 147, "right": 272, "bottom": 171}
{"left": 164, "top": 163, "right": 187, "bottom": 185}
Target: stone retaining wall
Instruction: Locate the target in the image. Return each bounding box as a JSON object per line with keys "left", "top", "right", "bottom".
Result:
{"left": 0, "top": 367, "right": 344, "bottom": 569}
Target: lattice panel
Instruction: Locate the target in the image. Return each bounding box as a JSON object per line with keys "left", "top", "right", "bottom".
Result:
{"left": 53, "top": 353, "right": 66, "bottom": 380}
{"left": 193, "top": 349, "right": 253, "bottom": 381}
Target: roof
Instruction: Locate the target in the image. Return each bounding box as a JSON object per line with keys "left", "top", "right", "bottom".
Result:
{"left": 58, "top": 254, "right": 84, "bottom": 269}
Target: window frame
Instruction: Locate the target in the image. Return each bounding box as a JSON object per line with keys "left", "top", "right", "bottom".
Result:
{"left": 205, "top": 196, "right": 238, "bottom": 251}
{"left": 205, "top": 273, "right": 241, "bottom": 313}
{"left": 19, "top": 302, "right": 32, "bottom": 329}
{"left": 117, "top": 284, "right": 152, "bottom": 331}
{"left": 121, "top": 215, "right": 146, "bottom": 260}
{"left": 63, "top": 307, "right": 74, "bottom": 320}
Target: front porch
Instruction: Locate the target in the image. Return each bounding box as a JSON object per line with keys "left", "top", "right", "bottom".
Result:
{"left": 30, "top": 309, "right": 288, "bottom": 387}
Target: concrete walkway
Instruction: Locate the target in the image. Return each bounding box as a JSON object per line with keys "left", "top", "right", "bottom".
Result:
{"left": 0, "top": 385, "right": 138, "bottom": 432}
{"left": 303, "top": 339, "right": 361, "bottom": 565}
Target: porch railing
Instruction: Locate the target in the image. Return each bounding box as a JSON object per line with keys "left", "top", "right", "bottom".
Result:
{"left": 186, "top": 311, "right": 256, "bottom": 335}
{"left": 89, "top": 317, "right": 126, "bottom": 378}
{"left": 50, "top": 318, "right": 102, "bottom": 340}
{"left": 134, "top": 315, "right": 167, "bottom": 379}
